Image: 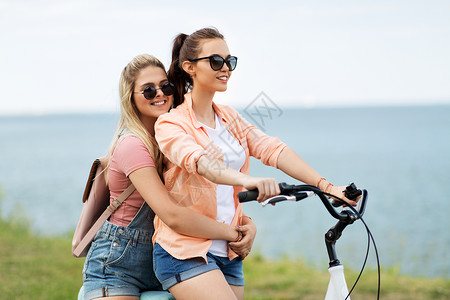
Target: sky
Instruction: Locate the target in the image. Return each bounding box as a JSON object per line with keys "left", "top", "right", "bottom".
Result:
{"left": 1, "top": 0, "right": 449, "bottom": 115}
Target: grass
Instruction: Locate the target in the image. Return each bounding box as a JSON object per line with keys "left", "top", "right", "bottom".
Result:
{"left": 243, "top": 253, "right": 450, "bottom": 299}
{"left": 0, "top": 214, "right": 84, "bottom": 299}
{"left": 0, "top": 213, "right": 448, "bottom": 299}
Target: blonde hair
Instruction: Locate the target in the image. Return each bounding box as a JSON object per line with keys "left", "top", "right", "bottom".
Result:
{"left": 105, "top": 54, "right": 166, "bottom": 180}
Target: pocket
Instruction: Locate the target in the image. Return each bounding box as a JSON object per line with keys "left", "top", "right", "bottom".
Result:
{"left": 170, "top": 175, "right": 211, "bottom": 207}
{"left": 188, "top": 186, "right": 208, "bottom": 205}
{"left": 105, "top": 237, "right": 132, "bottom": 267}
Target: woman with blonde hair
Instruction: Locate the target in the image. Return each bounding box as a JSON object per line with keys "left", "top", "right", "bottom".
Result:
{"left": 82, "top": 54, "right": 245, "bottom": 300}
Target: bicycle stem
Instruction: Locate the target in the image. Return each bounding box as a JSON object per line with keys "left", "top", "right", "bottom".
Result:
{"left": 325, "top": 208, "right": 360, "bottom": 267}
{"left": 325, "top": 218, "right": 352, "bottom": 267}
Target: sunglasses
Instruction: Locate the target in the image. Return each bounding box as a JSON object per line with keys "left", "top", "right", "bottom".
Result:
{"left": 134, "top": 82, "right": 175, "bottom": 100}
{"left": 189, "top": 55, "right": 238, "bottom": 71}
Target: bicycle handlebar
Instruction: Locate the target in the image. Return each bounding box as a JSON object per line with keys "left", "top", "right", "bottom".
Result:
{"left": 238, "top": 183, "right": 368, "bottom": 221}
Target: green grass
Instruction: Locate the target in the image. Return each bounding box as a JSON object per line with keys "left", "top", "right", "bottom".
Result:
{"left": 243, "top": 253, "right": 450, "bottom": 299}
{"left": 0, "top": 214, "right": 84, "bottom": 299}
{"left": 0, "top": 214, "right": 448, "bottom": 299}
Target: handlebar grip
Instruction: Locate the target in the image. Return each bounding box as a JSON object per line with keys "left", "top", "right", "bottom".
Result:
{"left": 238, "top": 183, "right": 295, "bottom": 202}
{"left": 238, "top": 189, "right": 259, "bottom": 202}
{"left": 330, "top": 199, "right": 344, "bottom": 207}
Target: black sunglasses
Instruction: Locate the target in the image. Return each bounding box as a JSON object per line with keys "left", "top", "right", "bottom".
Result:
{"left": 189, "top": 55, "right": 238, "bottom": 71}
{"left": 134, "top": 82, "right": 175, "bottom": 100}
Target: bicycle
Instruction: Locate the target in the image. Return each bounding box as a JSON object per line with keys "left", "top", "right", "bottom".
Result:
{"left": 238, "top": 182, "right": 380, "bottom": 300}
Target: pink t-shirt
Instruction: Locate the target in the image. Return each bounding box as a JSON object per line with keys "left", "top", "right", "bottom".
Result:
{"left": 108, "top": 135, "right": 155, "bottom": 226}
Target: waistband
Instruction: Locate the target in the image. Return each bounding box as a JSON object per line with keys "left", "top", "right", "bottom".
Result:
{"left": 96, "top": 220, "right": 154, "bottom": 245}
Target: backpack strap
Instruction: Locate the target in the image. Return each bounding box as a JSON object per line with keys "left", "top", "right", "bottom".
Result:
{"left": 108, "top": 184, "right": 136, "bottom": 211}
{"left": 73, "top": 183, "right": 136, "bottom": 257}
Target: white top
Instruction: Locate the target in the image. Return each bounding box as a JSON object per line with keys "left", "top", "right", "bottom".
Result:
{"left": 201, "top": 114, "right": 246, "bottom": 257}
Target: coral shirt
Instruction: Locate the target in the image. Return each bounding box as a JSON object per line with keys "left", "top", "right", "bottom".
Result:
{"left": 154, "top": 93, "right": 287, "bottom": 261}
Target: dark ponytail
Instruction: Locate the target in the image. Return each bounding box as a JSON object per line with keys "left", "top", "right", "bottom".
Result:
{"left": 168, "top": 34, "right": 191, "bottom": 108}
{"left": 168, "top": 27, "right": 225, "bottom": 108}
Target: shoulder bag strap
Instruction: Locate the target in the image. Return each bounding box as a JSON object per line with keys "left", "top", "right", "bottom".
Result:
{"left": 74, "top": 184, "right": 136, "bottom": 255}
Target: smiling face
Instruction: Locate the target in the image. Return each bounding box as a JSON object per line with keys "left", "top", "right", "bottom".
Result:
{"left": 187, "top": 38, "right": 232, "bottom": 94}
{"left": 133, "top": 65, "right": 173, "bottom": 130}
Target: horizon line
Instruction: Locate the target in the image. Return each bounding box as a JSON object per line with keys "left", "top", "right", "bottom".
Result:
{"left": 1, "top": 102, "right": 449, "bottom": 117}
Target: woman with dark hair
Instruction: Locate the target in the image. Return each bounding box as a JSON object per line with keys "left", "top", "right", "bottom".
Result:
{"left": 154, "top": 27, "right": 358, "bottom": 300}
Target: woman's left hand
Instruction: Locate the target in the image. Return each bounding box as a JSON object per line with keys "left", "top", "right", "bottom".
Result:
{"left": 229, "top": 220, "right": 257, "bottom": 260}
{"left": 329, "top": 185, "right": 359, "bottom": 207}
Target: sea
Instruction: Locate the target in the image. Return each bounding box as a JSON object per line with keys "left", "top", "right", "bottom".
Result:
{"left": 0, "top": 105, "right": 449, "bottom": 279}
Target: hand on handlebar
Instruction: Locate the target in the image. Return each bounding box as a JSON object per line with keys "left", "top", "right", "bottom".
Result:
{"left": 242, "top": 177, "right": 280, "bottom": 202}
{"left": 238, "top": 182, "right": 368, "bottom": 222}
{"left": 329, "top": 185, "right": 359, "bottom": 207}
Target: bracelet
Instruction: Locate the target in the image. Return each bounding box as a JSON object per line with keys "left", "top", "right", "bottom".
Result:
{"left": 316, "top": 177, "right": 326, "bottom": 188}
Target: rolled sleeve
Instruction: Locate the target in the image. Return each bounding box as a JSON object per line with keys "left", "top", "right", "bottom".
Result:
{"left": 155, "top": 117, "right": 206, "bottom": 174}
{"left": 246, "top": 127, "right": 287, "bottom": 168}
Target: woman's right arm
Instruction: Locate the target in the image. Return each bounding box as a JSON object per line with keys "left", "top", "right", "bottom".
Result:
{"left": 155, "top": 116, "right": 280, "bottom": 202}
{"left": 197, "top": 155, "right": 280, "bottom": 202}
{"left": 129, "top": 166, "right": 240, "bottom": 242}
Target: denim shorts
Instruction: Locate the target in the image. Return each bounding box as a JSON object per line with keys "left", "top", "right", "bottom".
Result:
{"left": 83, "top": 221, "right": 162, "bottom": 299}
{"left": 153, "top": 243, "right": 245, "bottom": 290}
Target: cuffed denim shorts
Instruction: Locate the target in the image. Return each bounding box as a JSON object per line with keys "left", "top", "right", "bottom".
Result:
{"left": 153, "top": 243, "right": 245, "bottom": 290}
{"left": 83, "top": 221, "right": 162, "bottom": 300}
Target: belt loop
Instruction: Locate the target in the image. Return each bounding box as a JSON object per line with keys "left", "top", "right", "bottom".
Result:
{"left": 132, "top": 230, "right": 139, "bottom": 247}
{"left": 175, "top": 273, "right": 182, "bottom": 283}
{"left": 102, "top": 286, "right": 108, "bottom": 296}
{"left": 105, "top": 222, "right": 112, "bottom": 239}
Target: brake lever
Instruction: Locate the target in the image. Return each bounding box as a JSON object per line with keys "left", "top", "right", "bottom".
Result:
{"left": 261, "top": 191, "right": 315, "bottom": 207}
{"left": 261, "top": 195, "right": 295, "bottom": 207}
